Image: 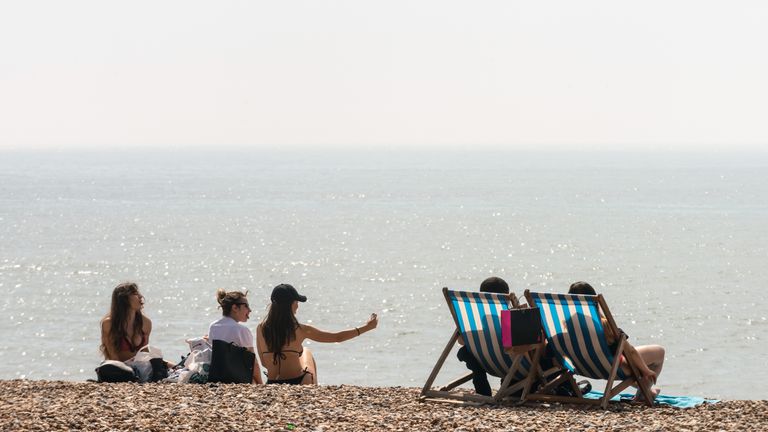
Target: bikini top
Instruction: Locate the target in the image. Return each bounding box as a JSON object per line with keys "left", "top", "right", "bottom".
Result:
{"left": 261, "top": 348, "right": 304, "bottom": 363}
{"left": 119, "top": 333, "right": 147, "bottom": 353}
{"left": 261, "top": 348, "right": 304, "bottom": 378}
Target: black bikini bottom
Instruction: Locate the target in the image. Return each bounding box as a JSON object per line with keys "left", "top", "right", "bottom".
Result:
{"left": 267, "top": 369, "right": 311, "bottom": 385}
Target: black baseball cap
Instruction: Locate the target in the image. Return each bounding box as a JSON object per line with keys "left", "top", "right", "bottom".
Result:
{"left": 271, "top": 283, "right": 307, "bottom": 304}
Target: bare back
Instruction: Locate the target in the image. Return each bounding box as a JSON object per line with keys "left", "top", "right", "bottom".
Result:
{"left": 257, "top": 323, "right": 309, "bottom": 380}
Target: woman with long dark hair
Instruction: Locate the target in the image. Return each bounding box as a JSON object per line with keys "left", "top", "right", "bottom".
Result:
{"left": 256, "top": 283, "right": 378, "bottom": 385}
{"left": 100, "top": 282, "right": 152, "bottom": 361}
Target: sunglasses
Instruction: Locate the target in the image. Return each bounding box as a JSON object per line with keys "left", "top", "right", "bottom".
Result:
{"left": 235, "top": 302, "right": 251, "bottom": 310}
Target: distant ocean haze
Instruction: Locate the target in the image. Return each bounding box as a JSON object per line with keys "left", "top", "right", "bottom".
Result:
{"left": 0, "top": 149, "right": 766, "bottom": 400}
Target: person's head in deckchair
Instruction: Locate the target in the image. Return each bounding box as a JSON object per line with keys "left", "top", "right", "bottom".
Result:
{"left": 480, "top": 277, "right": 509, "bottom": 294}
{"left": 568, "top": 281, "right": 596, "bottom": 295}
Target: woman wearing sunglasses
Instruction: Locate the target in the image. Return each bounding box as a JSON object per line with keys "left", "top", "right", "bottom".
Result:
{"left": 208, "top": 289, "right": 264, "bottom": 384}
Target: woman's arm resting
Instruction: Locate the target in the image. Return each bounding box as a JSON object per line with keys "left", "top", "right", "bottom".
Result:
{"left": 100, "top": 318, "right": 117, "bottom": 360}
{"left": 245, "top": 346, "right": 264, "bottom": 384}
{"left": 623, "top": 341, "right": 657, "bottom": 382}
{"left": 144, "top": 316, "right": 152, "bottom": 345}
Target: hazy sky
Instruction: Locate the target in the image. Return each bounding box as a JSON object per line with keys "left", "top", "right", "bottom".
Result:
{"left": 1, "top": 1, "right": 767, "bottom": 150}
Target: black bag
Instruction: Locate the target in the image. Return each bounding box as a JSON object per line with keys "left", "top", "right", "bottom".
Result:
{"left": 149, "top": 358, "right": 169, "bottom": 382}
{"left": 505, "top": 306, "right": 544, "bottom": 347}
{"left": 208, "top": 339, "right": 255, "bottom": 384}
{"left": 95, "top": 360, "right": 138, "bottom": 383}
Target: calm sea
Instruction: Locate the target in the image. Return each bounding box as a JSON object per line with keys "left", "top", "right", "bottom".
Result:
{"left": 1, "top": 149, "right": 766, "bottom": 400}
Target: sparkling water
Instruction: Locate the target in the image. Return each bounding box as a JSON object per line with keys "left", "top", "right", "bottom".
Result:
{"left": 1, "top": 149, "right": 766, "bottom": 400}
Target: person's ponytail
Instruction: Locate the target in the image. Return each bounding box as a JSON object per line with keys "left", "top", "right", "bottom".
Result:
{"left": 216, "top": 288, "right": 227, "bottom": 305}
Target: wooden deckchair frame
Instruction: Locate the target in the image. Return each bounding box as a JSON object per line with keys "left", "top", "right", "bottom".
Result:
{"left": 523, "top": 290, "right": 655, "bottom": 409}
{"left": 419, "top": 287, "right": 546, "bottom": 405}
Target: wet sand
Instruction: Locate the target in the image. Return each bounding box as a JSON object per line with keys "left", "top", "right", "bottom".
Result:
{"left": 0, "top": 380, "right": 765, "bottom": 431}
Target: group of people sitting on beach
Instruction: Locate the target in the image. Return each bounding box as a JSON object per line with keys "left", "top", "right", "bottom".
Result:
{"left": 100, "top": 278, "right": 665, "bottom": 399}
{"left": 99, "top": 282, "right": 378, "bottom": 385}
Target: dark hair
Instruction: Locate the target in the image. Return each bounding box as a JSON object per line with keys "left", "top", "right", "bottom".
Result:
{"left": 568, "top": 281, "right": 597, "bottom": 295}
{"left": 479, "top": 277, "right": 509, "bottom": 294}
{"left": 101, "top": 282, "right": 144, "bottom": 357}
{"left": 216, "top": 289, "right": 248, "bottom": 316}
{"left": 261, "top": 301, "right": 300, "bottom": 365}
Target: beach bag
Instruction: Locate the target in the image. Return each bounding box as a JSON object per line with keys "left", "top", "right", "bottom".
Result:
{"left": 95, "top": 360, "right": 138, "bottom": 383}
{"left": 149, "top": 357, "right": 169, "bottom": 382}
{"left": 184, "top": 337, "right": 212, "bottom": 369}
{"left": 501, "top": 306, "right": 544, "bottom": 348}
{"left": 127, "top": 345, "right": 164, "bottom": 383}
{"left": 180, "top": 337, "right": 212, "bottom": 383}
{"left": 208, "top": 339, "right": 255, "bottom": 384}
{"left": 185, "top": 337, "right": 211, "bottom": 353}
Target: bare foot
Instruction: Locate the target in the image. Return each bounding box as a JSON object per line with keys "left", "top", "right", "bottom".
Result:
{"left": 633, "top": 386, "right": 661, "bottom": 403}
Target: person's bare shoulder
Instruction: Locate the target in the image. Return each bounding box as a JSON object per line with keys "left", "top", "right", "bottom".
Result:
{"left": 296, "top": 323, "right": 315, "bottom": 339}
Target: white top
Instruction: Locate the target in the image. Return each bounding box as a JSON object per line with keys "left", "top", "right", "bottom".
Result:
{"left": 208, "top": 316, "right": 254, "bottom": 348}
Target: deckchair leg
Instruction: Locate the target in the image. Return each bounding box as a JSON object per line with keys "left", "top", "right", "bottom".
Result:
{"left": 608, "top": 379, "right": 634, "bottom": 399}
{"left": 536, "top": 373, "right": 568, "bottom": 394}
{"left": 494, "top": 355, "right": 523, "bottom": 402}
{"left": 439, "top": 372, "right": 473, "bottom": 391}
{"left": 602, "top": 335, "right": 654, "bottom": 407}
{"left": 420, "top": 330, "right": 459, "bottom": 398}
{"left": 520, "top": 344, "right": 544, "bottom": 401}
{"left": 621, "top": 345, "right": 655, "bottom": 406}
{"left": 601, "top": 336, "right": 626, "bottom": 409}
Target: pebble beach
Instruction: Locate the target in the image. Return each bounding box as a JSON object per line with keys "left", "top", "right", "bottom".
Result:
{"left": 1, "top": 380, "right": 765, "bottom": 431}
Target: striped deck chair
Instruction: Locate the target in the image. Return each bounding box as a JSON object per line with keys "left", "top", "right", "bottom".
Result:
{"left": 420, "top": 288, "right": 545, "bottom": 404}
{"left": 524, "top": 290, "right": 655, "bottom": 408}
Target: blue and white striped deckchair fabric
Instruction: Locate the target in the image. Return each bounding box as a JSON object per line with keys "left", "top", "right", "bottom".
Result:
{"left": 527, "top": 292, "right": 627, "bottom": 380}
{"left": 446, "top": 290, "right": 531, "bottom": 381}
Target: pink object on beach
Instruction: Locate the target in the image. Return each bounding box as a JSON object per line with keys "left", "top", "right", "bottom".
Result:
{"left": 501, "top": 309, "right": 512, "bottom": 348}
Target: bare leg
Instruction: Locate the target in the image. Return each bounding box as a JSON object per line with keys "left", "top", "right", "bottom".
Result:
{"left": 631, "top": 345, "right": 665, "bottom": 401}
{"left": 299, "top": 348, "right": 317, "bottom": 385}
{"left": 635, "top": 345, "right": 665, "bottom": 379}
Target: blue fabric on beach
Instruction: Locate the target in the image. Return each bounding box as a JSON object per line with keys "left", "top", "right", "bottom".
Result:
{"left": 584, "top": 391, "right": 719, "bottom": 408}
{"left": 446, "top": 290, "right": 530, "bottom": 381}
{"left": 528, "top": 292, "right": 627, "bottom": 380}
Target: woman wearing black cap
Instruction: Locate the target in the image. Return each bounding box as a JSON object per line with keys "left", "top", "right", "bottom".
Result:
{"left": 256, "top": 283, "right": 378, "bottom": 385}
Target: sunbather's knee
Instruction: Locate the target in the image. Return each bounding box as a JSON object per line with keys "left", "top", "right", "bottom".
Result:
{"left": 649, "top": 345, "right": 665, "bottom": 359}
{"left": 639, "top": 345, "right": 665, "bottom": 367}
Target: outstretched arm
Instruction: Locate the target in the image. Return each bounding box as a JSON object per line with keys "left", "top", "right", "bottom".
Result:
{"left": 303, "top": 313, "right": 378, "bottom": 343}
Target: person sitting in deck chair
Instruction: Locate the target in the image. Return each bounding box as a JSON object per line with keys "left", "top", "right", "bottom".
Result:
{"left": 456, "top": 276, "right": 510, "bottom": 396}
{"left": 568, "top": 281, "right": 665, "bottom": 401}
